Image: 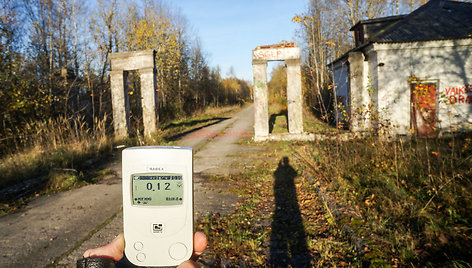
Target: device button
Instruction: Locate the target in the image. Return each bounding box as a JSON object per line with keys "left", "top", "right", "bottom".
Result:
{"left": 134, "top": 242, "right": 143, "bottom": 251}
{"left": 136, "top": 253, "right": 146, "bottom": 262}
{"left": 169, "top": 243, "right": 188, "bottom": 260}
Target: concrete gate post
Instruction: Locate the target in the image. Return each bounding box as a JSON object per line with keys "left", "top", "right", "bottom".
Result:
{"left": 253, "top": 62, "right": 269, "bottom": 139}
{"left": 286, "top": 59, "right": 303, "bottom": 134}
{"left": 140, "top": 67, "right": 158, "bottom": 138}
{"left": 109, "top": 70, "right": 130, "bottom": 138}
{"left": 252, "top": 43, "right": 304, "bottom": 141}
{"left": 109, "top": 50, "right": 157, "bottom": 139}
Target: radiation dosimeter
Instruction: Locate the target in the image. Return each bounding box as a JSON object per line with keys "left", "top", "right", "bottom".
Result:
{"left": 122, "top": 146, "right": 193, "bottom": 267}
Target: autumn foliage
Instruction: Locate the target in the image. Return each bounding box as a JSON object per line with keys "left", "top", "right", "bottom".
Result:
{"left": 0, "top": 0, "right": 250, "bottom": 153}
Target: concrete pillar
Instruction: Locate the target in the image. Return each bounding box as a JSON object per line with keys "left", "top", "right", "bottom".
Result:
{"left": 140, "top": 67, "right": 158, "bottom": 138}
{"left": 348, "top": 51, "right": 367, "bottom": 132}
{"left": 286, "top": 59, "right": 303, "bottom": 134}
{"left": 253, "top": 62, "right": 269, "bottom": 139}
{"left": 110, "top": 70, "right": 130, "bottom": 139}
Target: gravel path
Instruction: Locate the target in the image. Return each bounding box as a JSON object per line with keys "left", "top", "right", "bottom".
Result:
{"left": 0, "top": 105, "right": 255, "bottom": 267}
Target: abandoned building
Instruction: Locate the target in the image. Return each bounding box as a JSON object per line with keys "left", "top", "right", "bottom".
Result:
{"left": 330, "top": 0, "right": 472, "bottom": 137}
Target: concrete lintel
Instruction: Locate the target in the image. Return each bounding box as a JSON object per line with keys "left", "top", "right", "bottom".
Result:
{"left": 110, "top": 50, "right": 156, "bottom": 71}
{"left": 252, "top": 46, "right": 300, "bottom": 62}
{"left": 139, "top": 67, "right": 156, "bottom": 74}
{"left": 285, "top": 58, "right": 302, "bottom": 66}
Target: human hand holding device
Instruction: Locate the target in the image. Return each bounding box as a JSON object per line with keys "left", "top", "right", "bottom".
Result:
{"left": 81, "top": 232, "right": 207, "bottom": 268}
{"left": 79, "top": 146, "right": 203, "bottom": 267}
{"left": 122, "top": 146, "right": 194, "bottom": 266}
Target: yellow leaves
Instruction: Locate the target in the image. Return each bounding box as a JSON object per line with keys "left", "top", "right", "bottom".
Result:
{"left": 292, "top": 15, "right": 303, "bottom": 23}
{"left": 365, "top": 194, "right": 376, "bottom": 207}
{"left": 325, "top": 41, "right": 336, "bottom": 47}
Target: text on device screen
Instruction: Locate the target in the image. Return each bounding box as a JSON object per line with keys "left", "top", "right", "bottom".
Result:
{"left": 132, "top": 173, "right": 183, "bottom": 206}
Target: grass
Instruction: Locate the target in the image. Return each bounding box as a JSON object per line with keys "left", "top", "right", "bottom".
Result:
{"left": 0, "top": 115, "right": 111, "bottom": 190}
{"left": 195, "top": 132, "right": 472, "bottom": 267}
{"left": 302, "top": 135, "right": 472, "bottom": 266}
{"left": 0, "top": 104, "right": 243, "bottom": 214}
{"left": 196, "top": 141, "right": 361, "bottom": 266}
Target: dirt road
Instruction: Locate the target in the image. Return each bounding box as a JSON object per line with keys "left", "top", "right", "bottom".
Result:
{"left": 0, "top": 105, "right": 255, "bottom": 267}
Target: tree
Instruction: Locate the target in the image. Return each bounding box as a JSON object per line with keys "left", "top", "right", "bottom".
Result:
{"left": 295, "top": 0, "right": 425, "bottom": 120}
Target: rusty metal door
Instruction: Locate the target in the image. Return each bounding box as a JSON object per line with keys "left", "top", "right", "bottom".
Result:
{"left": 411, "top": 81, "right": 438, "bottom": 137}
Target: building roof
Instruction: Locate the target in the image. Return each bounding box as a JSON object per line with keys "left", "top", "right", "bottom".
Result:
{"left": 373, "top": 0, "right": 472, "bottom": 43}
{"left": 350, "top": 15, "right": 406, "bottom": 32}
{"left": 329, "top": 0, "right": 472, "bottom": 66}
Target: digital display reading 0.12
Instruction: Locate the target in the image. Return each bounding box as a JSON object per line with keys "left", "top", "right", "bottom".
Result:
{"left": 132, "top": 174, "right": 183, "bottom": 206}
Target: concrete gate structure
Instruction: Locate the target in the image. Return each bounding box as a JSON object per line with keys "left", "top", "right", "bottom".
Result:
{"left": 252, "top": 44, "right": 305, "bottom": 141}
{"left": 109, "top": 50, "right": 158, "bottom": 139}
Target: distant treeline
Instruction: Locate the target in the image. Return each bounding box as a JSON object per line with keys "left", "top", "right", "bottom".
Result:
{"left": 0, "top": 0, "right": 251, "bottom": 148}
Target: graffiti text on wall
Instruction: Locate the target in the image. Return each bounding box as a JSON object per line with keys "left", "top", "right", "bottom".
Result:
{"left": 444, "top": 85, "right": 472, "bottom": 104}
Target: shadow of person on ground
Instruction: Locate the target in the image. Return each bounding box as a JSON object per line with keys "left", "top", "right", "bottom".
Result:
{"left": 269, "top": 157, "right": 311, "bottom": 267}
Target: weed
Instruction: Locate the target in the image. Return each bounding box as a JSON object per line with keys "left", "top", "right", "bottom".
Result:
{"left": 298, "top": 135, "right": 472, "bottom": 266}
{"left": 0, "top": 105, "right": 244, "bottom": 213}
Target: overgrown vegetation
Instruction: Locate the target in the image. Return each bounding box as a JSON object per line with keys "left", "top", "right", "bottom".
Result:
{"left": 0, "top": 105, "right": 243, "bottom": 214}
{"left": 304, "top": 135, "right": 472, "bottom": 266}
{"left": 0, "top": 115, "right": 110, "bottom": 190}
{"left": 293, "top": 0, "right": 426, "bottom": 124}
{"left": 0, "top": 0, "right": 251, "bottom": 154}
{"left": 196, "top": 132, "right": 472, "bottom": 267}
{"left": 198, "top": 58, "right": 471, "bottom": 266}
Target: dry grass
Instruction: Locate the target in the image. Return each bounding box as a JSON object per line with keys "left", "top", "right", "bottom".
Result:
{"left": 0, "top": 115, "right": 111, "bottom": 190}
{"left": 300, "top": 135, "right": 472, "bottom": 266}
{"left": 0, "top": 104, "right": 244, "bottom": 191}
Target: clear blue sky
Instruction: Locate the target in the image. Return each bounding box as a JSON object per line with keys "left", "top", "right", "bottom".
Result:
{"left": 171, "top": 0, "right": 308, "bottom": 82}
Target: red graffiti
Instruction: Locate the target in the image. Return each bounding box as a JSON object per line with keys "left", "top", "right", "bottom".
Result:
{"left": 444, "top": 85, "right": 472, "bottom": 95}
{"left": 253, "top": 49, "right": 283, "bottom": 59}
{"left": 449, "top": 95, "right": 472, "bottom": 104}
{"left": 443, "top": 85, "right": 472, "bottom": 104}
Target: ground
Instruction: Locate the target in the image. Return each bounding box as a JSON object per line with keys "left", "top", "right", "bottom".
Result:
{"left": 0, "top": 105, "right": 259, "bottom": 267}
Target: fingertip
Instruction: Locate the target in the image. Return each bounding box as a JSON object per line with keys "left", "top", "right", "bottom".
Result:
{"left": 82, "top": 234, "right": 125, "bottom": 262}
{"left": 194, "top": 231, "right": 208, "bottom": 253}
{"left": 178, "top": 260, "right": 199, "bottom": 268}
{"left": 191, "top": 231, "right": 207, "bottom": 261}
{"left": 83, "top": 249, "right": 93, "bottom": 258}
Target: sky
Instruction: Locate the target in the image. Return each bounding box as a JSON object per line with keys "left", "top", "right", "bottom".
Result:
{"left": 170, "top": 0, "right": 309, "bottom": 82}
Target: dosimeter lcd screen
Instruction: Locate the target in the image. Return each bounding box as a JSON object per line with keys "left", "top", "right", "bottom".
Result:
{"left": 132, "top": 173, "right": 183, "bottom": 206}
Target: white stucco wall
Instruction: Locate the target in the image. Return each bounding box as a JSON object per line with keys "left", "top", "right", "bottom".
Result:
{"left": 370, "top": 39, "right": 472, "bottom": 135}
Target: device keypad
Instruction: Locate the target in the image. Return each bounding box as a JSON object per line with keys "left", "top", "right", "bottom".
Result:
{"left": 134, "top": 242, "right": 144, "bottom": 251}
{"left": 169, "top": 242, "right": 188, "bottom": 260}
{"left": 136, "top": 253, "right": 146, "bottom": 262}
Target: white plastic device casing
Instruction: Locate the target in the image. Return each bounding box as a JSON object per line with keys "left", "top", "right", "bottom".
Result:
{"left": 122, "top": 146, "right": 193, "bottom": 267}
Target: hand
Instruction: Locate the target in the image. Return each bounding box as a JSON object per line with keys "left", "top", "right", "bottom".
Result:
{"left": 83, "top": 232, "right": 208, "bottom": 268}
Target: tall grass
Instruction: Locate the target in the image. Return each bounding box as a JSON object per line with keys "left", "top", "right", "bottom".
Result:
{"left": 304, "top": 135, "right": 472, "bottom": 266}
{"left": 0, "top": 115, "right": 112, "bottom": 190}
{"left": 0, "top": 104, "right": 244, "bottom": 191}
